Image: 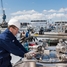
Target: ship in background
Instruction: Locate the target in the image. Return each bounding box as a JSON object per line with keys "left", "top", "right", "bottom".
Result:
{"left": 31, "top": 20, "right": 55, "bottom": 33}
{"left": 0, "top": 0, "right": 8, "bottom": 28}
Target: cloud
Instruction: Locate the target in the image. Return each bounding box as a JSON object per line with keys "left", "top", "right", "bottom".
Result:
{"left": 10, "top": 8, "right": 67, "bottom": 22}
{"left": 58, "top": 8, "right": 67, "bottom": 12}
{"left": 11, "top": 10, "right": 44, "bottom": 21}
{"left": 11, "top": 12, "right": 43, "bottom": 21}
{"left": 11, "top": 10, "right": 36, "bottom": 15}
{"left": 0, "top": 8, "right": 67, "bottom": 23}
{"left": 48, "top": 9, "right": 57, "bottom": 12}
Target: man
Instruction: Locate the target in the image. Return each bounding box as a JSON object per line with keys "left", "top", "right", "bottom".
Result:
{"left": 0, "top": 18, "right": 28, "bottom": 67}
{"left": 25, "top": 29, "right": 34, "bottom": 42}
{"left": 25, "top": 29, "right": 30, "bottom": 37}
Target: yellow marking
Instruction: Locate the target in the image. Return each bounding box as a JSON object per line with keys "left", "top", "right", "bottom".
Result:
{"left": 34, "top": 34, "right": 39, "bottom": 36}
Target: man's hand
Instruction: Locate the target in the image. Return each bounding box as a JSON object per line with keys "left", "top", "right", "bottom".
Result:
{"left": 24, "top": 51, "right": 36, "bottom": 59}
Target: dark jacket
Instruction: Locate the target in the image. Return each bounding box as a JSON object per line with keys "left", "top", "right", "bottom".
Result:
{"left": 25, "top": 30, "right": 29, "bottom": 37}
{"left": 0, "top": 29, "right": 28, "bottom": 67}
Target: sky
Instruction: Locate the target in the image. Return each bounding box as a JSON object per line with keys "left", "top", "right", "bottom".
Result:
{"left": 0, "top": 0, "right": 67, "bottom": 23}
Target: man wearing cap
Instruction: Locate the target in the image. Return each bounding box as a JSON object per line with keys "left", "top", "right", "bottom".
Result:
{"left": 0, "top": 18, "right": 28, "bottom": 67}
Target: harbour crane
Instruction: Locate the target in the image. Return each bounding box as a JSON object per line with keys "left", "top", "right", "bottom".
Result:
{"left": 1, "top": 0, "right": 8, "bottom": 28}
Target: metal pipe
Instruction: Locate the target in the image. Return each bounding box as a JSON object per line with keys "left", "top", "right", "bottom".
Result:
{"left": 22, "top": 32, "right": 67, "bottom": 35}
{"left": 32, "top": 35, "right": 67, "bottom": 39}
{"left": 28, "top": 62, "right": 36, "bottom": 67}
{"left": 22, "top": 60, "right": 37, "bottom": 67}
{"left": 22, "top": 34, "right": 67, "bottom": 39}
